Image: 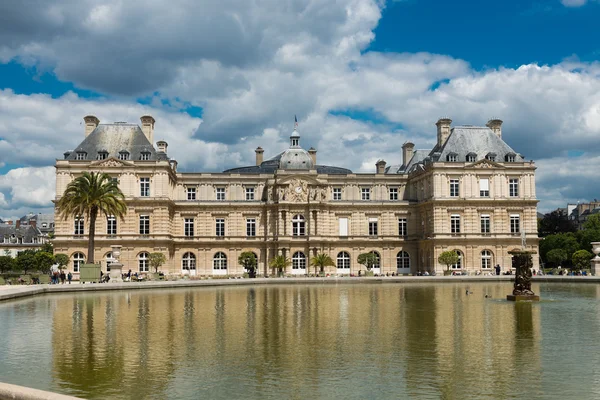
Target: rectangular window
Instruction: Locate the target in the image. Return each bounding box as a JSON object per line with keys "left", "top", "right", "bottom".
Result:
{"left": 510, "top": 214, "right": 520, "bottom": 233}
{"left": 398, "top": 218, "right": 407, "bottom": 237}
{"left": 481, "top": 215, "right": 490, "bottom": 233}
{"left": 76, "top": 153, "right": 86, "bottom": 160}
{"left": 140, "top": 153, "right": 150, "bottom": 161}
{"left": 361, "top": 188, "right": 371, "bottom": 201}
{"left": 389, "top": 187, "right": 398, "bottom": 201}
{"left": 139, "top": 215, "right": 150, "bottom": 235}
{"left": 333, "top": 188, "right": 342, "bottom": 201}
{"left": 216, "top": 188, "right": 225, "bottom": 201}
{"left": 107, "top": 216, "right": 117, "bottom": 235}
{"left": 368, "top": 218, "right": 378, "bottom": 236}
{"left": 74, "top": 217, "right": 84, "bottom": 235}
{"left": 246, "top": 218, "right": 256, "bottom": 237}
{"left": 140, "top": 177, "right": 150, "bottom": 197}
{"left": 187, "top": 187, "right": 196, "bottom": 200}
{"left": 479, "top": 178, "right": 489, "bottom": 197}
{"left": 245, "top": 187, "right": 255, "bottom": 201}
{"left": 509, "top": 178, "right": 519, "bottom": 197}
{"left": 339, "top": 217, "right": 348, "bottom": 236}
{"left": 449, "top": 179, "right": 459, "bottom": 197}
{"left": 216, "top": 218, "right": 225, "bottom": 237}
{"left": 451, "top": 214, "right": 461, "bottom": 233}
{"left": 184, "top": 218, "right": 194, "bottom": 237}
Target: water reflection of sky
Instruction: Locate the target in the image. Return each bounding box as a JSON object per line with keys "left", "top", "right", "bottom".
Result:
{"left": 0, "top": 283, "right": 599, "bottom": 399}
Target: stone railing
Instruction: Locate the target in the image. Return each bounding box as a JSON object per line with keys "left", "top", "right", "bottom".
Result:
{"left": 0, "top": 382, "right": 82, "bottom": 400}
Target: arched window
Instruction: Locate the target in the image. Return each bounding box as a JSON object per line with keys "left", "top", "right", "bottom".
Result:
{"left": 451, "top": 250, "right": 463, "bottom": 269}
{"left": 370, "top": 251, "right": 381, "bottom": 269}
{"left": 292, "top": 215, "right": 305, "bottom": 236}
{"left": 213, "top": 252, "right": 227, "bottom": 270}
{"left": 397, "top": 251, "right": 410, "bottom": 270}
{"left": 337, "top": 252, "right": 350, "bottom": 269}
{"left": 138, "top": 252, "right": 149, "bottom": 272}
{"left": 182, "top": 252, "right": 196, "bottom": 271}
{"left": 105, "top": 252, "right": 113, "bottom": 272}
{"left": 292, "top": 251, "right": 306, "bottom": 270}
{"left": 72, "top": 252, "right": 85, "bottom": 273}
{"left": 481, "top": 250, "right": 492, "bottom": 269}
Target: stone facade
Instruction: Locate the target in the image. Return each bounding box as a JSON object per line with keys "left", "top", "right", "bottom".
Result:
{"left": 53, "top": 116, "right": 539, "bottom": 276}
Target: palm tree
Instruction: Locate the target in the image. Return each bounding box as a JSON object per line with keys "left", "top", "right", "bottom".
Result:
{"left": 269, "top": 255, "right": 291, "bottom": 277}
{"left": 310, "top": 253, "right": 335, "bottom": 275}
{"left": 56, "top": 172, "right": 127, "bottom": 264}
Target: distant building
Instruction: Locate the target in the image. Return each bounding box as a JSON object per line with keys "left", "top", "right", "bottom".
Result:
{"left": 18, "top": 213, "right": 55, "bottom": 238}
{"left": 568, "top": 200, "right": 600, "bottom": 229}
{"left": 0, "top": 220, "right": 49, "bottom": 257}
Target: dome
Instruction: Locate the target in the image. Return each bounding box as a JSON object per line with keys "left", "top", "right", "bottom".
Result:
{"left": 279, "top": 148, "right": 314, "bottom": 169}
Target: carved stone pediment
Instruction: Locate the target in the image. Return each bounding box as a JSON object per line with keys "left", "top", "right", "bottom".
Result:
{"left": 468, "top": 159, "right": 503, "bottom": 169}
{"left": 90, "top": 157, "right": 132, "bottom": 168}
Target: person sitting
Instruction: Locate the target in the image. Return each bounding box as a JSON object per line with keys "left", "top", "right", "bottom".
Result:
{"left": 423, "top": 271, "right": 430, "bottom": 276}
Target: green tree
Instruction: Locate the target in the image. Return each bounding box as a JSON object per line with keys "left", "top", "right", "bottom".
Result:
{"left": 15, "top": 249, "right": 36, "bottom": 274}
{"left": 540, "top": 232, "right": 580, "bottom": 266}
{"left": 572, "top": 250, "right": 593, "bottom": 272}
{"left": 41, "top": 242, "right": 53, "bottom": 254}
{"left": 34, "top": 251, "right": 55, "bottom": 274}
{"left": 239, "top": 252, "right": 258, "bottom": 278}
{"left": 0, "top": 256, "right": 14, "bottom": 274}
{"left": 56, "top": 172, "right": 127, "bottom": 264}
{"left": 546, "top": 248, "right": 568, "bottom": 268}
{"left": 148, "top": 252, "right": 166, "bottom": 273}
{"left": 583, "top": 214, "right": 600, "bottom": 231}
{"left": 357, "top": 252, "right": 378, "bottom": 271}
{"left": 438, "top": 250, "right": 459, "bottom": 271}
{"left": 269, "top": 255, "right": 291, "bottom": 277}
{"left": 538, "top": 211, "right": 577, "bottom": 237}
{"left": 310, "top": 253, "right": 335, "bottom": 275}
{"left": 54, "top": 254, "right": 70, "bottom": 270}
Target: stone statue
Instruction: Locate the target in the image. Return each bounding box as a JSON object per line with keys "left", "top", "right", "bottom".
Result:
{"left": 507, "top": 249, "right": 538, "bottom": 300}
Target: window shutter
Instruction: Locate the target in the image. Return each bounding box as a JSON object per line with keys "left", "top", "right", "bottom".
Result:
{"left": 339, "top": 218, "right": 348, "bottom": 236}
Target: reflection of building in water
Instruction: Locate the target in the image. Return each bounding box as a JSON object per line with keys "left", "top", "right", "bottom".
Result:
{"left": 51, "top": 284, "right": 542, "bottom": 398}
{"left": 53, "top": 115, "right": 539, "bottom": 277}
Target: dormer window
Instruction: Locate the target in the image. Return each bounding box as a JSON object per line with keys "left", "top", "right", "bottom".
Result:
{"left": 485, "top": 153, "right": 496, "bottom": 162}
{"left": 76, "top": 151, "right": 87, "bottom": 160}
{"left": 97, "top": 150, "right": 108, "bottom": 160}
{"left": 446, "top": 152, "right": 458, "bottom": 162}
{"left": 466, "top": 153, "right": 477, "bottom": 163}
{"left": 118, "top": 150, "right": 130, "bottom": 161}
{"left": 505, "top": 153, "right": 516, "bottom": 162}
{"left": 140, "top": 151, "right": 151, "bottom": 161}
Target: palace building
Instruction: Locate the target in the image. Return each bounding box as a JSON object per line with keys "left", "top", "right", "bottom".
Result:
{"left": 53, "top": 115, "right": 539, "bottom": 276}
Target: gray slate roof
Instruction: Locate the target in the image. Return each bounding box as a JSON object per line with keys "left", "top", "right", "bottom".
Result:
{"left": 432, "top": 126, "right": 523, "bottom": 163}
{"left": 65, "top": 124, "right": 167, "bottom": 161}
{"left": 224, "top": 151, "right": 352, "bottom": 174}
{"left": 386, "top": 149, "right": 430, "bottom": 174}
{"left": 0, "top": 225, "right": 42, "bottom": 243}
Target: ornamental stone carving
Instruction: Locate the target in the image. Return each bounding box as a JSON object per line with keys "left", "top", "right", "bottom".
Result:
{"left": 98, "top": 159, "right": 126, "bottom": 167}
{"left": 286, "top": 178, "right": 308, "bottom": 202}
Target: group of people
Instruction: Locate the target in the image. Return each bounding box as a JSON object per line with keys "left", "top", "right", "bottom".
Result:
{"left": 50, "top": 270, "right": 72, "bottom": 284}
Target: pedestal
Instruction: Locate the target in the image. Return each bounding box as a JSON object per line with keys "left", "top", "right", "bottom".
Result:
{"left": 507, "top": 294, "right": 540, "bottom": 301}
{"left": 591, "top": 258, "right": 600, "bottom": 276}
{"left": 109, "top": 262, "right": 123, "bottom": 283}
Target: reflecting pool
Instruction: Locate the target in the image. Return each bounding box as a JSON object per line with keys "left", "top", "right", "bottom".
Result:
{"left": 1, "top": 282, "right": 600, "bottom": 399}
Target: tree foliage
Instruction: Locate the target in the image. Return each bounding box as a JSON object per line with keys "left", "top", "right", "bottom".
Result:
{"left": 357, "top": 252, "right": 378, "bottom": 270}
{"left": 148, "top": 252, "right": 166, "bottom": 273}
{"left": 54, "top": 254, "right": 70, "bottom": 270}
{"left": 239, "top": 252, "right": 258, "bottom": 277}
{"left": 310, "top": 253, "right": 335, "bottom": 274}
{"left": 56, "top": 172, "right": 127, "bottom": 264}
{"left": 572, "top": 250, "right": 593, "bottom": 271}
{"left": 34, "top": 251, "right": 55, "bottom": 274}
{"left": 540, "top": 233, "right": 580, "bottom": 266}
{"left": 269, "top": 255, "right": 291, "bottom": 276}
{"left": 438, "top": 251, "right": 459, "bottom": 271}
{"left": 15, "top": 250, "right": 37, "bottom": 274}
{"left": 0, "top": 256, "right": 14, "bottom": 274}
{"left": 538, "top": 211, "right": 577, "bottom": 237}
{"left": 546, "top": 248, "right": 568, "bottom": 267}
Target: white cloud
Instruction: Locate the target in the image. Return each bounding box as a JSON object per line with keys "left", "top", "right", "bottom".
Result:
{"left": 561, "top": 0, "right": 588, "bottom": 7}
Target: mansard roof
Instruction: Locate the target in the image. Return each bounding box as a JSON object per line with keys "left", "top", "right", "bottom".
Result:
{"left": 65, "top": 124, "right": 168, "bottom": 162}
{"left": 0, "top": 225, "right": 42, "bottom": 242}
{"left": 224, "top": 150, "right": 352, "bottom": 174}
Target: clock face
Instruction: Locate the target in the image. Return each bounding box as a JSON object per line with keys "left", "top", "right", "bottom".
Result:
{"left": 295, "top": 186, "right": 302, "bottom": 193}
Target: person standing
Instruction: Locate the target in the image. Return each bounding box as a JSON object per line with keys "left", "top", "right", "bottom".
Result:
{"left": 60, "top": 270, "right": 66, "bottom": 284}
{"left": 67, "top": 271, "right": 72, "bottom": 284}
{"left": 495, "top": 264, "right": 501, "bottom": 276}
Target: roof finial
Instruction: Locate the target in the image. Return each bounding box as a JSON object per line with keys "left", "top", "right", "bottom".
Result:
{"left": 294, "top": 115, "right": 298, "bottom": 130}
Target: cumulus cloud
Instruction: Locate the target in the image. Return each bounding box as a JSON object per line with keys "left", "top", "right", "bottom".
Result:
{"left": 2, "top": 0, "right": 600, "bottom": 215}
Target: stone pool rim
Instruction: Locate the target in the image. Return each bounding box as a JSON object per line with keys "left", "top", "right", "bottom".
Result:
{"left": 0, "top": 275, "right": 596, "bottom": 303}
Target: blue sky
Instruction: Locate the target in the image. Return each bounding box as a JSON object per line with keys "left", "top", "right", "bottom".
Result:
{"left": 0, "top": 0, "right": 599, "bottom": 218}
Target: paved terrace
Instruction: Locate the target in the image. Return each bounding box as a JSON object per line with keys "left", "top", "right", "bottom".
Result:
{"left": 0, "top": 275, "right": 596, "bottom": 302}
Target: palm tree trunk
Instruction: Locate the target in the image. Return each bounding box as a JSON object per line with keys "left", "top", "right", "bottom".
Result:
{"left": 88, "top": 207, "right": 98, "bottom": 264}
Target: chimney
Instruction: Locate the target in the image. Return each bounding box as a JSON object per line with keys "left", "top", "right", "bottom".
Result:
{"left": 140, "top": 115, "right": 156, "bottom": 144}
{"left": 29, "top": 219, "right": 36, "bottom": 229}
{"left": 402, "top": 142, "right": 415, "bottom": 166}
{"left": 255, "top": 147, "right": 264, "bottom": 166}
{"left": 486, "top": 118, "right": 503, "bottom": 138}
{"left": 436, "top": 118, "right": 452, "bottom": 147}
{"left": 156, "top": 140, "right": 168, "bottom": 154}
{"left": 84, "top": 115, "right": 100, "bottom": 137}
{"left": 308, "top": 147, "right": 317, "bottom": 165}
{"left": 16, "top": 220, "right": 20, "bottom": 229}
{"left": 376, "top": 159, "right": 386, "bottom": 174}
{"left": 169, "top": 159, "right": 178, "bottom": 172}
